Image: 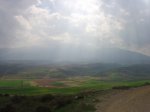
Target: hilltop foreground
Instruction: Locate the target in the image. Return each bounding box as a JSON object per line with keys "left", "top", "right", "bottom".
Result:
{"left": 96, "top": 85, "right": 150, "bottom": 112}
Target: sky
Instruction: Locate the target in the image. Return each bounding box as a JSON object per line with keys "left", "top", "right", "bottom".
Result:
{"left": 0, "top": 0, "right": 150, "bottom": 61}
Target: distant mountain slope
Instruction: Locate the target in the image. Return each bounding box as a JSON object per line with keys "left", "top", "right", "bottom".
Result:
{"left": 0, "top": 62, "right": 121, "bottom": 79}
{"left": 94, "top": 48, "right": 150, "bottom": 65}
{"left": 1, "top": 47, "right": 150, "bottom": 65}
{"left": 99, "top": 64, "right": 150, "bottom": 80}
{"left": 0, "top": 61, "right": 150, "bottom": 81}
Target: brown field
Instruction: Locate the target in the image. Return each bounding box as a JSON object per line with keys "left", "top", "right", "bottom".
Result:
{"left": 96, "top": 85, "right": 150, "bottom": 112}
{"left": 32, "top": 79, "right": 63, "bottom": 88}
{"left": 31, "top": 76, "right": 97, "bottom": 88}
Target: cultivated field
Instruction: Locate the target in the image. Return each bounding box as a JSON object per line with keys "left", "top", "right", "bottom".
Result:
{"left": 0, "top": 77, "right": 150, "bottom": 95}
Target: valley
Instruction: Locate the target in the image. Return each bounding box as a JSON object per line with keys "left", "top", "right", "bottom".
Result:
{"left": 0, "top": 62, "right": 150, "bottom": 112}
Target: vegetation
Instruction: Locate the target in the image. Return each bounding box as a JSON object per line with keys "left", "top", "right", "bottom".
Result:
{"left": 0, "top": 63, "right": 121, "bottom": 79}
{"left": 0, "top": 91, "right": 98, "bottom": 112}
{"left": 0, "top": 62, "right": 150, "bottom": 111}
{"left": 100, "top": 64, "right": 150, "bottom": 80}
{"left": 0, "top": 79, "right": 150, "bottom": 95}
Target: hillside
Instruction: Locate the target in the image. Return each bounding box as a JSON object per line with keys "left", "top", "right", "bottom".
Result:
{"left": 0, "top": 61, "right": 150, "bottom": 80}
{"left": 1, "top": 47, "right": 150, "bottom": 65}
{"left": 0, "top": 62, "right": 120, "bottom": 79}
{"left": 99, "top": 64, "right": 150, "bottom": 80}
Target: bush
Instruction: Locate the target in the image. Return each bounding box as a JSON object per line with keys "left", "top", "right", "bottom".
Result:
{"left": 40, "top": 94, "right": 54, "bottom": 102}
{"left": 0, "top": 104, "right": 16, "bottom": 112}
{"left": 50, "top": 95, "right": 73, "bottom": 109}
{"left": 112, "top": 86, "right": 131, "bottom": 90}
{"left": 143, "top": 82, "right": 150, "bottom": 86}
{"left": 11, "top": 95, "right": 26, "bottom": 103}
{"left": 35, "top": 106, "right": 51, "bottom": 112}
{"left": 4, "top": 94, "right": 9, "bottom": 97}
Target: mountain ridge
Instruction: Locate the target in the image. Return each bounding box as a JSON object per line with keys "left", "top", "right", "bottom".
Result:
{"left": 0, "top": 47, "right": 150, "bottom": 65}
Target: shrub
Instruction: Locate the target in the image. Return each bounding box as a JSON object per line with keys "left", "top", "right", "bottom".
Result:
{"left": 4, "top": 94, "right": 9, "bottom": 97}
{"left": 40, "top": 94, "right": 54, "bottom": 102}
{"left": 143, "top": 82, "right": 150, "bottom": 86}
{"left": 11, "top": 95, "right": 26, "bottom": 103}
{"left": 35, "top": 106, "right": 51, "bottom": 112}
{"left": 0, "top": 104, "right": 16, "bottom": 112}
{"left": 50, "top": 95, "right": 73, "bottom": 109}
{"left": 112, "top": 86, "right": 131, "bottom": 90}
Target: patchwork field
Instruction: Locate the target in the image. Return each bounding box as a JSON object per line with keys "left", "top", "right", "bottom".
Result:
{"left": 0, "top": 77, "right": 150, "bottom": 95}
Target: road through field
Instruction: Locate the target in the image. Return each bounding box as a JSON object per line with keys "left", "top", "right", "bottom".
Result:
{"left": 96, "top": 86, "right": 150, "bottom": 112}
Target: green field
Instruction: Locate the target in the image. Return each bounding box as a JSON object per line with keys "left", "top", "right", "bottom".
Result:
{"left": 0, "top": 78, "right": 150, "bottom": 95}
{"left": 0, "top": 78, "right": 150, "bottom": 112}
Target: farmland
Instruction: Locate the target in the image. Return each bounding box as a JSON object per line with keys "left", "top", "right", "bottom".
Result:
{"left": 0, "top": 77, "right": 150, "bottom": 95}
{"left": 0, "top": 78, "right": 150, "bottom": 112}
{"left": 0, "top": 63, "right": 150, "bottom": 112}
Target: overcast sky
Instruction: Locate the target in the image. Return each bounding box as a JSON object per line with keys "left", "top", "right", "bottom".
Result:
{"left": 0, "top": 0, "right": 150, "bottom": 59}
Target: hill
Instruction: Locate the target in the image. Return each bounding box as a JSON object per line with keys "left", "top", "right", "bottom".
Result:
{"left": 99, "top": 64, "right": 150, "bottom": 80}
{"left": 0, "top": 61, "right": 150, "bottom": 81}
{"left": 1, "top": 47, "right": 150, "bottom": 65}
{"left": 0, "top": 62, "right": 121, "bottom": 79}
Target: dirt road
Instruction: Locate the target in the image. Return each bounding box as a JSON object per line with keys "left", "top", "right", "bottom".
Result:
{"left": 96, "top": 86, "right": 150, "bottom": 112}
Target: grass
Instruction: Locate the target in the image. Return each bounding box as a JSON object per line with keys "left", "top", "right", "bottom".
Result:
{"left": 0, "top": 80, "right": 25, "bottom": 88}
{"left": 0, "top": 86, "right": 90, "bottom": 95}
{"left": 50, "top": 82, "right": 66, "bottom": 87}
{"left": 85, "top": 80, "right": 150, "bottom": 90}
{"left": 0, "top": 78, "right": 150, "bottom": 112}
{"left": 0, "top": 78, "right": 150, "bottom": 95}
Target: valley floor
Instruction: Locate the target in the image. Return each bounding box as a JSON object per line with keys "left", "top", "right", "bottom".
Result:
{"left": 96, "top": 85, "right": 150, "bottom": 112}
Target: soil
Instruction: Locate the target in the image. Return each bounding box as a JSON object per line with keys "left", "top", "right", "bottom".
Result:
{"left": 96, "top": 86, "right": 150, "bottom": 112}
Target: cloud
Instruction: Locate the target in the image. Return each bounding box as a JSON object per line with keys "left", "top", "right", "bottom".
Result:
{"left": 0, "top": 0, "right": 37, "bottom": 14}
{"left": 0, "top": 0, "right": 150, "bottom": 57}
{"left": 0, "top": 0, "right": 37, "bottom": 48}
{"left": 98, "top": 0, "right": 150, "bottom": 55}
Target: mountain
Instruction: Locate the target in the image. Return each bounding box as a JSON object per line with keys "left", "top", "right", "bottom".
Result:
{"left": 94, "top": 48, "right": 150, "bottom": 65}
{"left": 0, "top": 62, "right": 121, "bottom": 78}
{"left": 0, "top": 59, "right": 150, "bottom": 80}
{"left": 0, "top": 47, "right": 150, "bottom": 65}
{"left": 99, "top": 64, "right": 150, "bottom": 80}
